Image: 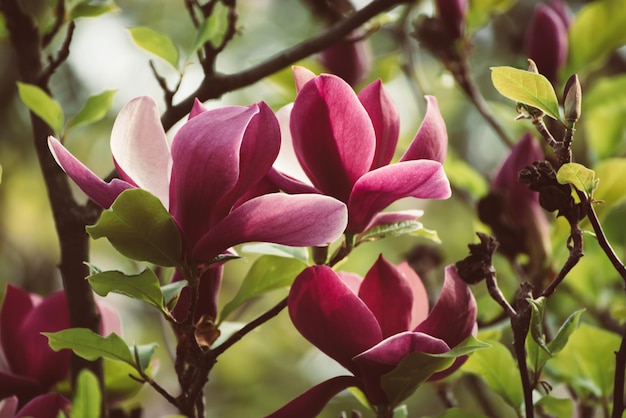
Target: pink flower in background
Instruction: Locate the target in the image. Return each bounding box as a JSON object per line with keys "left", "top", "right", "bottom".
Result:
{"left": 0, "top": 394, "right": 71, "bottom": 418}
{"left": 525, "top": 2, "right": 569, "bottom": 83}
{"left": 49, "top": 97, "right": 348, "bottom": 264}
{"left": 319, "top": 30, "right": 372, "bottom": 86}
{"left": 435, "top": 0, "right": 469, "bottom": 39}
{"left": 270, "top": 68, "right": 451, "bottom": 234}
{"left": 0, "top": 285, "right": 119, "bottom": 404}
{"left": 268, "top": 256, "right": 476, "bottom": 417}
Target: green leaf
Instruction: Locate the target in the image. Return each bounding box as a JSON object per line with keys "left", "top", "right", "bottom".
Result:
{"left": 87, "top": 269, "right": 168, "bottom": 315}
{"left": 547, "top": 323, "right": 620, "bottom": 397}
{"left": 0, "top": 13, "right": 7, "bottom": 39}
{"left": 133, "top": 344, "right": 157, "bottom": 370}
{"left": 72, "top": 370, "right": 101, "bottom": 418}
{"left": 381, "top": 336, "right": 490, "bottom": 409}
{"left": 466, "top": 0, "right": 514, "bottom": 32}
{"left": 565, "top": 0, "right": 626, "bottom": 76}
{"left": 533, "top": 395, "right": 573, "bottom": 418}
{"left": 593, "top": 158, "right": 626, "bottom": 218}
{"left": 583, "top": 75, "right": 626, "bottom": 158}
{"left": 527, "top": 297, "right": 550, "bottom": 354}
{"left": 191, "top": 2, "right": 230, "bottom": 51}
{"left": 103, "top": 358, "right": 145, "bottom": 399}
{"left": 219, "top": 255, "right": 306, "bottom": 323}
{"left": 45, "top": 329, "right": 134, "bottom": 366}
{"left": 425, "top": 407, "right": 487, "bottom": 418}
{"left": 16, "top": 82, "right": 64, "bottom": 134}
{"left": 69, "top": 0, "right": 119, "bottom": 19}
{"left": 87, "top": 189, "right": 182, "bottom": 267}
{"left": 241, "top": 243, "right": 310, "bottom": 264}
{"left": 443, "top": 152, "right": 489, "bottom": 201}
{"left": 556, "top": 163, "right": 599, "bottom": 198}
{"left": 69, "top": 90, "right": 116, "bottom": 129}
{"left": 547, "top": 309, "right": 584, "bottom": 356}
{"left": 357, "top": 216, "right": 440, "bottom": 244}
{"left": 392, "top": 405, "right": 408, "bottom": 418}
{"left": 490, "top": 66, "right": 561, "bottom": 121}
{"left": 129, "top": 27, "right": 179, "bottom": 69}
{"left": 463, "top": 340, "right": 523, "bottom": 410}
{"left": 161, "top": 280, "right": 187, "bottom": 312}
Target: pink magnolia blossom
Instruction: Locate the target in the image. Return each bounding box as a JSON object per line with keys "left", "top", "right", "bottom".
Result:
{"left": 49, "top": 97, "right": 348, "bottom": 264}
{"left": 268, "top": 256, "right": 476, "bottom": 416}
{"left": 525, "top": 3, "right": 569, "bottom": 83}
{"left": 0, "top": 394, "right": 71, "bottom": 418}
{"left": 0, "top": 285, "right": 119, "bottom": 404}
{"left": 269, "top": 68, "right": 451, "bottom": 234}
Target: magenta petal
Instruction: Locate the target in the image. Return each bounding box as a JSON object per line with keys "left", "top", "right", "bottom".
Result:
{"left": 395, "top": 262, "right": 430, "bottom": 330}
{"left": 48, "top": 137, "right": 134, "bottom": 208}
{"left": 15, "top": 393, "right": 70, "bottom": 418}
{"left": 265, "top": 375, "right": 357, "bottom": 418}
{"left": 525, "top": 4, "right": 568, "bottom": 83}
{"left": 414, "top": 265, "right": 477, "bottom": 348}
{"left": 288, "top": 266, "right": 382, "bottom": 373}
{"left": 358, "top": 79, "right": 400, "bottom": 169}
{"left": 401, "top": 96, "right": 448, "bottom": 163}
{"left": 192, "top": 194, "right": 347, "bottom": 262}
{"left": 359, "top": 256, "right": 414, "bottom": 338}
{"left": 290, "top": 74, "right": 376, "bottom": 202}
{"left": 1, "top": 286, "right": 38, "bottom": 376}
{"left": 189, "top": 98, "right": 208, "bottom": 120}
{"left": 170, "top": 104, "right": 279, "bottom": 248}
{"left": 354, "top": 331, "right": 450, "bottom": 368}
{"left": 0, "top": 371, "right": 43, "bottom": 402}
{"left": 266, "top": 168, "right": 321, "bottom": 195}
{"left": 347, "top": 160, "right": 451, "bottom": 233}
{"left": 110, "top": 96, "right": 172, "bottom": 208}
{"left": 0, "top": 396, "right": 17, "bottom": 418}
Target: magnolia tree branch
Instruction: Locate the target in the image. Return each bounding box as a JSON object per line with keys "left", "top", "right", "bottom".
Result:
{"left": 160, "top": 0, "right": 410, "bottom": 130}
{"left": 0, "top": 0, "right": 105, "bottom": 413}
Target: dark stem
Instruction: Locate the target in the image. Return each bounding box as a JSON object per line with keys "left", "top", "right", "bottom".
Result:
{"left": 612, "top": 324, "right": 626, "bottom": 418}
{"left": 540, "top": 219, "right": 584, "bottom": 298}
{"left": 0, "top": 0, "right": 106, "bottom": 414}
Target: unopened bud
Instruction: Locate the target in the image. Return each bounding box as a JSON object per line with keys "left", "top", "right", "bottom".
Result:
{"left": 525, "top": 4, "right": 568, "bottom": 83}
{"left": 319, "top": 31, "right": 372, "bottom": 86}
{"left": 563, "top": 74, "right": 582, "bottom": 123}
{"left": 435, "top": 0, "right": 468, "bottom": 40}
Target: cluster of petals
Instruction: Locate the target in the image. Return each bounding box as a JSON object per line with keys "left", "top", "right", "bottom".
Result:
{"left": 49, "top": 97, "right": 348, "bottom": 266}
{"left": 0, "top": 393, "right": 70, "bottom": 418}
{"left": 0, "top": 285, "right": 119, "bottom": 404}
{"left": 269, "top": 67, "right": 451, "bottom": 235}
{"left": 268, "top": 256, "right": 477, "bottom": 417}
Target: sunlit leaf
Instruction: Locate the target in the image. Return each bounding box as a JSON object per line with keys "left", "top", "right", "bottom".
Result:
{"left": 547, "top": 323, "right": 620, "bottom": 397}
{"left": 87, "top": 269, "right": 167, "bottom": 314}
{"left": 584, "top": 75, "right": 626, "bottom": 159}
{"left": 392, "top": 405, "right": 408, "bottom": 418}
{"left": 45, "top": 329, "right": 134, "bottom": 366}
{"left": 191, "top": 2, "right": 230, "bottom": 51}
{"left": 219, "top": 255, "right": 306, "bottom": 323}
{"left": 69, "top": 0, "right": 119, "bottom": 19}
{"left": 87, "top": 189, "right": 182, "bottom": 267}
{"left": 129, "top": 27, "right": 179, "bottom": 69}
{"left": 17, "top": 82, "right": 64, "bottom": 134}
{"left": 547, "top": 309, "right": 584, "bottom": 356}
{"left": 565, "top": 0, "right": 626, "bottom": 76}
{"left": 72, "top": 370, "right": 100, "bottom": 418}
{"left": 69, "top": 90, "right": 116, "bottom": 128}
{"left": 466, "top": 0, "right": 514, "bottom": 32}
{"left": 490, "top": 66, "right": 561, "bottom": 121}
{"left": 534, "top": 395, "right": 573, "bottom": 418}
{"left": 357, "top": 219, "right": 432, "bottom": 244}
{"left": 527, "top": 297, "right": 549, "bottom": 354}
{"left": 103, "top": 358, "right": 145, "bottom": 399}
{"left": 556, "top": 163, "right": 599, "bottom": 198}
{"left": 443, "top": 153, "right": 489, "bottom": 200}
{"left": 463, "top": 340, "right": 523, "bottom": 411}
{"left": 241, "top": 243, "right": 310, "bottom": 264}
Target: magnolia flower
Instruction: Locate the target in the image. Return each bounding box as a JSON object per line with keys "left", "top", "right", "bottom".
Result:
{"left": 0, "top": 394, "right": 70, "bottom": 418}
{"left": 270, "top": 68, "right": 451, "bottom": 235}
{"left": 525, "top": 3, "right": 569, "bottom": 83}
{"left": 49, "top": 97, "right": 348, "bottom": 264}
{"left": 268, "top": 256, "right": 477, "bottom": 417}
{"left": 319, "top": 30, "right": 372, "bottom": 86}
{"left": 0, "top": 285, "right": 119, "bottom": 404}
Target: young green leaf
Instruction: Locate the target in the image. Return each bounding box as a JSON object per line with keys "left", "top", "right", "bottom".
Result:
{"left": 462, "top": 340, "right": 523, "bottom": 411}
{"left": 466, "top": 0, "right": 514, "bottom": 33}
{"left": 556, "top": 163, "right": 599, "bottom": 198}
{"left": 69, "top": 90, "right": 116, "bottom": 129}
{"left": 219, "top": 255, "right": 306, "bottom": 323}
{"left": 72, "top": 370, "right": 101, "bottom": 418}
{"left": 69, "top": 0, "right": 119, "bottom": 19}
{"left": 583, "top": 75, "right": 626, "bottom": 158}
{"left": 161, "top": 280, "right": 188, "bottom": 312}
{"left": 87, "top": 269, "right": 166, "bottom": 314}
{"left": 17, "top": 82, "right": 64, "bottom": 135}
{"left": 240, "top": 243, "right": 310, "bottom": 264}
{"left": 527, "top": 297, "right": 550, "bottom": 354}
{"left": 129, "top": 27, "right": 179, "bottom": 69}
{"left": 357, "top": 217, "right": 440, "bottom": 244}
{"left": 191, "top": 2, "right": 230, "bottom": 52}
{"left": 490, "top": 66, "right": 561, "bottom": 121}
{"left": 87, "top": 189, "right": 182, "bottom": 267}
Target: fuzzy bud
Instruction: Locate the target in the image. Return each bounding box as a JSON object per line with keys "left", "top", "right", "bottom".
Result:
{"left": 563, "top": 74, "right": 582, "bottom": 123}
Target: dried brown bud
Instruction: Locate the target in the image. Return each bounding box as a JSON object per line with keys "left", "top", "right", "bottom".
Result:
{"left": 455, "top": 232, "right": 499, "bottom": 284}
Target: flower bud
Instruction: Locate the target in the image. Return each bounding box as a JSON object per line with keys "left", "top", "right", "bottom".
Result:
{"left": 563, "top": 74, "right": 582, "bottom": 123}
{"left": 525, "top": 4, "right": 568, "bottom": 83}
{"left": 435, "top": 0, "right": 469, "bottom": 40}
{"left": 319, "top": 30, "right": 372, "bottom": 87}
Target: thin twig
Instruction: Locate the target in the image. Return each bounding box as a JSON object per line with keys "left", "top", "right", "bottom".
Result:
{"left": 131, "top": 347, "right": 179, "bottom": 407}
{"left": 42, "top": 0, "right": 66, "bottom": 47}
{"left": 41, "top": 21, "right": 76, "bottom": 85}
{"left": 611, "top": 325, "right": 626, "bottom": 418}
{"left": 541, "top": 220, "right": 584, "bottom": 298}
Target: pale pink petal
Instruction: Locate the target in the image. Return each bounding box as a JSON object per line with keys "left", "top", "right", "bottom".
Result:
{"left": 288, "top": 266, "right": 382, "bottom": 373}
{"left": 358, "top": 79, "right": 400, "bottom": 169}
{"left": 48, "top": 137, "right": 134, "bottom": 208}
{"left": 337, "top": 271, "right": 362, "bottom": 294}
{"left": 274, "top": 103, "right": 310, "bottom": 185}
{"left": 0, "top": 396, "right": 17, "bottom": 418}
{"left": 290, "top": 74, "right": 376, "bottom": 202}
{"left": 192, "top": 194, "right": 347, "bottom": 262}
{"left": 110, "top": 96, "right": 172, "bottom": 208}
{"left": 347, "top": 160, "right": 451, "bottom": 233}
{"left": 292, "top": 66, "right": 317, "bottom": 92}
{"left": 358, "top": 256, "right": 414, "bottom": 338}
{"left": 396, "top": 262, "right": 430, "bottom": 329}
{"left": 414, "top": 265, "right": 477, "bottom": 348}
{"left": 265, "top": 375, "right": 357, "bottom": 418}
{"left": 188, "top": 98, "right": 209, "bottom": 120}
{"left": 401, "top": 96, "right": 448, "bottom": 163}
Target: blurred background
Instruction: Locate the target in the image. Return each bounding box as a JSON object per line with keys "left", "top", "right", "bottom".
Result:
{"left": 2, "top": 0, "right": 626, "bottom": 416}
